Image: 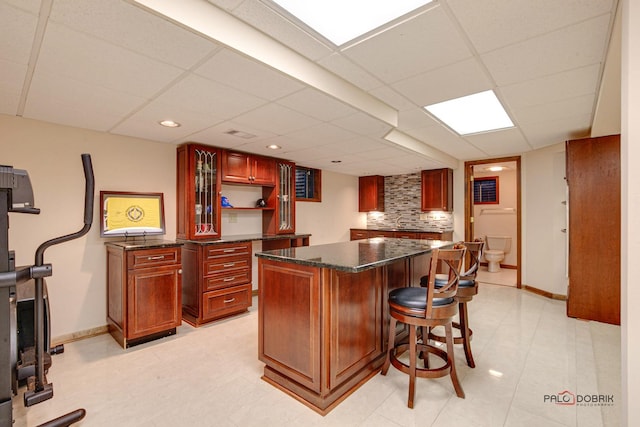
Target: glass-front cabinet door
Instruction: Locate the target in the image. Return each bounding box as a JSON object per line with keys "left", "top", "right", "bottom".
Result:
{"left": 277, "top": 161, "right": 295, "bottom": 234}
{"left": 177, "top": 143, "right": 221, "bottom": 240}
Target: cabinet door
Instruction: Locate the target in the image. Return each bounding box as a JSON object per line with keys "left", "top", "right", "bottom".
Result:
{"left": 350, "top": 230, "right": 368, "bottom": 240}
{"left": 359, "top": 175, "right": 384, "bottom": 212}
{"left": 276, "top": 161, "right": 294, "bottom": 233}
{"left": 421, "top": 168, "right": 453, "bottom": 212}
{"left": 251, "top": 156, "right": 276, "bottom": 186}
{"left": 177, "top": 144, "right": 221, "bottom": 240}
{"left": 127, "top": 265, "right": 181, "bottom": 339}
{"left": 221, "top": 151, "right": 251, "bottom": 184}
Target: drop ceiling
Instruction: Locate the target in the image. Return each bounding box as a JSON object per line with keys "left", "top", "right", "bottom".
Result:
{"left": 0, "top": 0, "right": 620, "bottom": 176}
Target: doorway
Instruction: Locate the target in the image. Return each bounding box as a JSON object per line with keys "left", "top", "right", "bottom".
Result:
{"left": 464, "top": 156, "right": 521, "bottom": 288}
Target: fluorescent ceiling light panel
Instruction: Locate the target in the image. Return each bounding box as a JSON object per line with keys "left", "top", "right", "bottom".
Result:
{"left": 424, "top": 90, "right": 515, "bottom": 135}
{"left": 270, "top": 0, "right": 432, "bottom": 46}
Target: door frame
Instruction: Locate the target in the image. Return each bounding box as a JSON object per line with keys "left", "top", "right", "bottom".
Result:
{"left": 464, "top": 156, "right": 522, "bottom": 288}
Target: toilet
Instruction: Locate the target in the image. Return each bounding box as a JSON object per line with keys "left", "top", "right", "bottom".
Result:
{"left": 484, "top": 236, "right": 512, "bottom": 273}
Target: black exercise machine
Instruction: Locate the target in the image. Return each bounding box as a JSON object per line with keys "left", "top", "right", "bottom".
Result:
{"left": 0, "top": 154, "right": 94, "bottom": 427}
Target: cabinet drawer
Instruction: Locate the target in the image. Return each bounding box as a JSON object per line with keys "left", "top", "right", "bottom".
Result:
{"left": 202, "top": 284, "right": 252, "bottom": 320}
{"left": 204, "top": 270, "right": 250, "bottom": 291}
{"left": 127, "top": 248, "right": 180, "bottom": 269}
{"left": 350, "top": 230, "right": 368, "bottom": 240}
{"left": 204, "top": 258, "right": 249, "bottom": 276}
{"left": 205, "top": 243, "right": 251, "bottom": 259}
{"left": 394, "top": 232, "right": 417, "bottom": 239}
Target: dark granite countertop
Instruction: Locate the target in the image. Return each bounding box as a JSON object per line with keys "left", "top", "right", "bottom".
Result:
{"left": 178, "top": 233, "right": 311, "bottom": 245}
{"left": 256, "top": 237, "right": 453, "bottom": 273}
{"left": 351, "top": 227, "right": 454, "bottom": 233}
{"left": 104, "top": 239, "right": 183, "bottom": 250}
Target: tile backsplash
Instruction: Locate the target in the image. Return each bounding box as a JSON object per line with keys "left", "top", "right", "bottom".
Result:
{"left": 366, "top": 173, "right": 453, "bottom": 231}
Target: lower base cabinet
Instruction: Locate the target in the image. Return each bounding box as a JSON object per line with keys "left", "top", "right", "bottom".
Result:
{"left": 106, "top": 242, "right": 183, "bottom": 348}
{"left": 181, "top": 241, "right": 253, "bottom": 326}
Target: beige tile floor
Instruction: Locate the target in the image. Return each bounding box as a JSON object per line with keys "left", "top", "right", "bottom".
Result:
{"left": 476, "top": 266, "right": 517, "bottom": 287}
{"left": 12, "top": 283, "right": 620, "bottom": 427}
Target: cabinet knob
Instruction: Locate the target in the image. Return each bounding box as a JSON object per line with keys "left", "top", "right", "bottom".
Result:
{"left": 178, "top": 269, "right": 183, "bottom": 274}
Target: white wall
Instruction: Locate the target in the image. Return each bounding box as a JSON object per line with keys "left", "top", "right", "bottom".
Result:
{"left": 2, "top": 115, "right": 177, "bottom": 339}
{"left": 295, "top": 170, "right": 365, "bottom": 245}
{"left": 521, "top": 143, "right": 568, "bottom": 296}
{"left": 473, "top": 168, "right": 518, "bottom": 266}
{"left": 621, "top": 0, "right": 638, "bottom": 424}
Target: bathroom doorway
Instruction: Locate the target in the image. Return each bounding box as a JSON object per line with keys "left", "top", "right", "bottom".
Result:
{"left": 464, "top": 156, "right": 521, "bottom": 288}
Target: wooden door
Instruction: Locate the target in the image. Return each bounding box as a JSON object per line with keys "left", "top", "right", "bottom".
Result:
{"left": 251, "top": 156, "right": 276, "bottom": 186}
{"left": 566, "top": 135, "right": 620, "bottom": 325}
{"left": 221, "top": 151, "right": 251, "bottom": 183}
{"left": 421, "top": 168, "right": 453, "bottom": 211}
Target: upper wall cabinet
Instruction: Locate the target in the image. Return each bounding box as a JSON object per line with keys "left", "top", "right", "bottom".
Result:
{"left": 421, "top": 168, "right": 453, "bottom": 212}
{"left": 359, "top": 175, "right": 385, "bottom": 212}
{"left": 221, "top": 151, "right": 276, "bottom": 186}
{"left": 263, "top": 161, "right": 295, "bottom": 235}
{"left": 176, "top": 143, "right": 222, "bottom": 240}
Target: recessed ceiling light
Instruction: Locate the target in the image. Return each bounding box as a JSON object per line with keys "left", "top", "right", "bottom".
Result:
{"left": 487, "top": 166, "right": 506, "bottom": 172}
{"left": 269, "top": 0, "right": 433, "bottom": 46}
{"left": 424, "top": 90, "right": 514, "bottom": 136}
{"left": 159, "top": 120, "right": 181, "bottom": 128}
{"left": 224, "top": 129, "right": 256, "bottom": 139}
{"left": 266, "top": 144, "right": 281, "bottom": 150}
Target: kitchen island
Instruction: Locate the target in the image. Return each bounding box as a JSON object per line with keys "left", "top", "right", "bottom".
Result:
{"left": 256, "top": 237, "right": 453, "bottom": 414}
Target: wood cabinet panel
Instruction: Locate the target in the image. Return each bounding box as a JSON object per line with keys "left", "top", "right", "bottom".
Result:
{"left": 221, "top": 151, "right": 276, "bottom": 186}
{"left": 259, "top": 260, "right": 321, "bottom": 391}
{"left": 106, "top": 243, "right": 182, "bottom": 348}
{"left": 350, "top": 229, "right": 453, "bottom": 241}
{"left": 328, "top": 268, "right": 382, "bottom": 388}
{"left": 358, "top": 175, "right": 384, "bottom": 212}
{"left": 181, "top": 241, "right": 253, "bottom": 326}
{"left": 566, "top": 135, "right": 620, "bottom": 325}
{"left": 421, "top": 168, "right": 453, "bottom": 212}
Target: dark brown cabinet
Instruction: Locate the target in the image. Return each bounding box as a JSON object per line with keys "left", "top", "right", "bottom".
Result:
{"left": 106, "top": 242, "right": 182, "bottom": 348}
{"left": 359, "top": 175, "right": 385, "bottom": 212}
{"left": 177, "top": 143, "right": 222, "bottom": 240}
{"left": 566, "top": 135, "right": 620, "bottom": 325}
{"left": 181, "top": 241, "right": 252, "bottom": 326}
{"left": 222, "top": 151, "right": 276, "bottom": 186}
{"left": 421, "top": 168, "right": 453, "bottom": 212}
{"left": 263, "top": 161, "right": 295, "bottom": 235}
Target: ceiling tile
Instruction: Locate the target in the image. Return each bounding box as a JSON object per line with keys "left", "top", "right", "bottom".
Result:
{"left": 0, "top": 2, "right": 38, "bottom": 65}
{"left": 37, "top": 23, "right": 185, "bottom": 98}
{"left": 232, "top": 103, "right": 320, "bottom": 134}
{"left": 481, "top": 14, "right": 611, "bottom": 86}
{"left": 446, "top": 0, "right": 615, "bottom": 53}
{"left": 463, "top": 128, "right": 532, "bottom": 156}
{"left": 513, "top": 94, "right": 595, "bottom": 126}
{"left": 24, "top": 71, "right": 147, "bottom": 131}
{"left": 186, "top": 120, "right": 277, "bottom": 148}
{"left": 331, "top": 112, "right": 392, "bottom": 137}
{"left": 391, "top": 58, "right": 493, "bottom": 107}
{"left": 519, "top": 114, "right": 592, "bottom": 148}
{"left": 283, "top": 122, "right": 359, "bottom": 146}
{"left": 154, "top": 73, "right": 268, "bottom": 120}
{"left": 343, "top": 6, "right": 473, "bottom": 83}
{"left": 51, "top": 0, "right": 217, "bottom": 69}
{"left": 500, "top": 64, "right": 601, "bottom": 110}
{"left": 277, "top": 88, "right": 357, "bottom": 121}
{"left": 195, "top": 48, "right": 304, "bottom": 101}
{"left": 0, "top": 60, "right": 26, "bottom": 114}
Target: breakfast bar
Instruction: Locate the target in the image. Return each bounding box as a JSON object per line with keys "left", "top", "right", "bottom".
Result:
{"left": 256, "top": 237, "right": 453, "bottom": 414}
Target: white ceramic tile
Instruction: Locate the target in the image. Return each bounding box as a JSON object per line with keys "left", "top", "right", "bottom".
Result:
{"left": 10, "top": 287, "right": 621, "bottom": 427}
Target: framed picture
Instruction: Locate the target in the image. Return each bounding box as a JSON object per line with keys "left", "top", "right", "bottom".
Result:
{"left": 100, "top": 191, "right": 165, "bottom": 237}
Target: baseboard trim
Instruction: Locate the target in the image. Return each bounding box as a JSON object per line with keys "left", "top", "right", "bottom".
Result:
{"left": 522, "top": 285, "right": 567, "bottom": 301}
{"left": 479, "top": 262, "right": 517, "bottom": 270}
{"left": 51, "top": 325, "right": 108, "bottom": 347}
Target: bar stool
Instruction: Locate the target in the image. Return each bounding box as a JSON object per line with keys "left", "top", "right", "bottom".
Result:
{"left": 421, "top": 241, "right": 484, "bottom": 368}
{"left": 381, "top": 247, "right": 466, "bottom": 408}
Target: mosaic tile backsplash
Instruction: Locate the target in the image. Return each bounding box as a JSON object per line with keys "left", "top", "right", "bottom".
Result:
{"left": 366, "top": 173, "right": 454, "bottom": 232}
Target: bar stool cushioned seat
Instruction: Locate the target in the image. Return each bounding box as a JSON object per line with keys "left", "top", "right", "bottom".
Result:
{"left": 381, "top": 247, "right": 466, "bottom": 408}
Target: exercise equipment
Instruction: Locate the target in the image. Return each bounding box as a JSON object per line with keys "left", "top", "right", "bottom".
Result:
{"left": 0, "top": 154, "right": 94, "bottom": 427}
